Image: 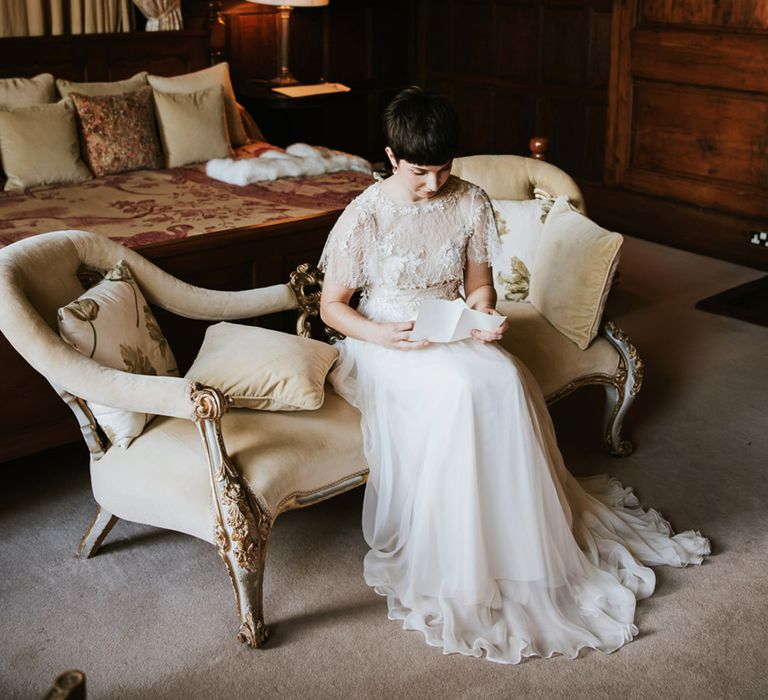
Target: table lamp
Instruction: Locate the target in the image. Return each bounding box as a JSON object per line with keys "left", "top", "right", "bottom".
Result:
{"left": 250, "top": 0, "right": 329, "bottom": 86}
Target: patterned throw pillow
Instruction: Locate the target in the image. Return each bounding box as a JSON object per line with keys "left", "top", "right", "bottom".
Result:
{"left": 58, "top": 260, "right": 178, "bottom": 449}
{"left": 70, "top": 86, "right": 162, "bottom": 177}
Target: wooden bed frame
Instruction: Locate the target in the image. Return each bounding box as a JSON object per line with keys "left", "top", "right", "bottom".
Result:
{"left": 0, "top": 14, "right": 349, "bottom": 463}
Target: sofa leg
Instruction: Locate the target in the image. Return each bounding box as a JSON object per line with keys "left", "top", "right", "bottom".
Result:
{"left": 603, "top": 383, "right": 634, "bottom": 457}
{"left": 77, "top": 506, "right": 118, "bottom": 559}
{"left": 225, "top": 524, "right": 271, "bottom": 649}
{"left": 601, "top": 321, "right": 645, "bottom": 457}
{"left": 191, "top": 384, "right": 272, "bottom": 648}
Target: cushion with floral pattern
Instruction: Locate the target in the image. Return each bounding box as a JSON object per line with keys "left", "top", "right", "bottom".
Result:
{"left": 58, "top": 260, "right": 178, "bottom": 449}
{"left": 70, "top": 86, "right": 162, "bottom": 177}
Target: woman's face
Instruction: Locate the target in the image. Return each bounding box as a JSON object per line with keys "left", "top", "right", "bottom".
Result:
{"left": 386, "top": 147, "right": 452, "bottom": 201}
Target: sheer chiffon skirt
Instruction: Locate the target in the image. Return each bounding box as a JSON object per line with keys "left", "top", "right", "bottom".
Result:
{"left": 330, "top": 337, "right": 710, "bottom": 664}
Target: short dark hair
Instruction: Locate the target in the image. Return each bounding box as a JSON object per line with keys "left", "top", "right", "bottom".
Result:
{"left": 383, "top": 86, "right": 460, "bottom": 165}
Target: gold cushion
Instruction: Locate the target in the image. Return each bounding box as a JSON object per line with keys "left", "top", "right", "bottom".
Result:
{"left": 58, "top": 261, "right": 178, "bottom": 448}
{"left": 0, "top": 101, "right": 92, "bottom": 190}
{"left": 91, "top": 389, "right": 367, "bottom": 537}
{"left": 147, "top": 63, "right": 248, "bottom": 147}
{"left": 152, "top": 86, "right": 233, "bottom": 167}
{"left": 498, "top": 301, "right": 619, "bottom": 398}
{"left": 0, "top": 73, "right": 55, "bottom": 110}
{"left": 528, "top": 197, "right": 622, "bottom": 350}
{"left": 186, "top": 322, "right": 339, "bottom": 411}
{"left": 56, "top": 72, "right": 148, "bottom": 98}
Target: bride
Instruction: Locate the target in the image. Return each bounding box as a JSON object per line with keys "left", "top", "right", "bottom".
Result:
{"left": 318, "top": 86, "right": 709, "bottom": 664}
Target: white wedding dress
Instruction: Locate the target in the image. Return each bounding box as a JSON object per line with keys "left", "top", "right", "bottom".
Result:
{"left": 319, "top": 176, "right": 709, "bottom": 664}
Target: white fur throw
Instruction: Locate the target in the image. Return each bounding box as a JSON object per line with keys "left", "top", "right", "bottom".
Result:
{"left": 206, "top": 143, "right": 372, "bottom": 185}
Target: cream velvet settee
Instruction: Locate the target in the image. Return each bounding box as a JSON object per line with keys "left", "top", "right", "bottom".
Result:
{"left": 0, "top": 156, "right": 642, "bottom": 649}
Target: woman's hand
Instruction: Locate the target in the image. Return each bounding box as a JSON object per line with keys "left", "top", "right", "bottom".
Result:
{"left": 470, "top": 307, "right": 508, "bottom": 343}
{"left": 372, "top": 321, "right": 430, "bottom": 350}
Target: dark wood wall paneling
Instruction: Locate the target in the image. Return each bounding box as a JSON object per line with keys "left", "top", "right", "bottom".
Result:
{"left": 0, "top": 31, "right": 210, "bottom": 81}
{"left": 419, "top": 0, "right": 612, "bottom": 181}
{"left": 221, "top": 0, "right": 416, "bottom": 161}
{"left": 602, "top": 0, "right": 768, "bottom": 270}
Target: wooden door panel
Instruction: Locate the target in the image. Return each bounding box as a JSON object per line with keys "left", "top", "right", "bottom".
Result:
{"left": 640, "top": 0, "right": 768, "bottom": 30}
{"left": 631, "top": 82, "right": 768, "bottom": 189}
{"left": 606, "top": 0, "right": 768, "bottom": 220}
{"left": 633, "top": 29, "right": 768, "bottom": 93}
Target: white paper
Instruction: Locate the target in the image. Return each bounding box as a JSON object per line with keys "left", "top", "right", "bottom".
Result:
{"left": 411, "top": 299, "right": 505, "bottom": 343}
{"left": 271, "top": 83, "right": 351, "bottom": 98}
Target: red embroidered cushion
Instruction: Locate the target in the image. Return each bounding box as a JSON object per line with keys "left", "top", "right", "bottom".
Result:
{"left": 70, "top": 86, "right": 162, "bottom": 176}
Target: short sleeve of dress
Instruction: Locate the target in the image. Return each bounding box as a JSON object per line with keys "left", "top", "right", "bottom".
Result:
{"left": 318, "top": 200, "right": 370, "bottom": 289}
{"left": 466, "top": 186, "right": 502, "bottom": 266}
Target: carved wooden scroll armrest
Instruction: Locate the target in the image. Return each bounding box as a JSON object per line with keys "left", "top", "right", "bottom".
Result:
{"left": 287, "top": 263, "right": 344, "bottom": 342}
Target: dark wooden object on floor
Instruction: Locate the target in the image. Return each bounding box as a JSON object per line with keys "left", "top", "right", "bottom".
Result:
{"left": 43, "top": 671, "right": 86, "bottom": 700}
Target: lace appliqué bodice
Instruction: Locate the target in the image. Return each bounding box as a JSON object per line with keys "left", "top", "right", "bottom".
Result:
{"left": 319, "top": 176, "right": 501, "bottom": 321}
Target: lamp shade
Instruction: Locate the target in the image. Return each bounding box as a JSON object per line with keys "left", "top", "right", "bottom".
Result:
{"left": 252, "top": 1, "right": 329, "bottom": 6}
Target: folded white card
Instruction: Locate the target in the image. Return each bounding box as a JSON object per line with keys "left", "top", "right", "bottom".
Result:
{"left": 272, "top": 83, "right": 351, "bottom": 98}
{"left": 410, "top": 299, "right": 505, "bottom": 343}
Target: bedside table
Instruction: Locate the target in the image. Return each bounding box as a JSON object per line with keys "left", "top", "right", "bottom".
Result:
{"left": 236, "top": 83, "right": 363, "bottom": 153}
{"left": 236, "top": 82, "right": 404, "bottom": 162}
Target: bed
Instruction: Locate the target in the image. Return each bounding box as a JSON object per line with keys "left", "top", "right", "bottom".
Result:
{"left": 0, "top": 22, "right": 373, "bottom": 462}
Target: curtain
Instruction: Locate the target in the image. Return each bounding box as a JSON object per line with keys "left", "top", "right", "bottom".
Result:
{"left": 131, "top": 0, "right": 182, "bottom": 31}
{"left": 0, "top": 0, "right": 133, "bottom": 37}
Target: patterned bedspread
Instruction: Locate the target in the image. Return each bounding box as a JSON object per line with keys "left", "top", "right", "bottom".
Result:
{"left": 0, "top": 162, "right": 373, "bottom": 249}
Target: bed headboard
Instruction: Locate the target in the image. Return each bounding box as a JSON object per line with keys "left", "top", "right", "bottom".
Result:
{"left": 0, "top": 0, "right": 224, "bottom": 82}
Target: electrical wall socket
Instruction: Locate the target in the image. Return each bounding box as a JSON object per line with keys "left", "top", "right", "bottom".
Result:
{"left": 749, "top": 230, "right": 768, "bottom": 247}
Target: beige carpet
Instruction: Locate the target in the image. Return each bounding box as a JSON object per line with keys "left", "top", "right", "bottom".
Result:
{"left": 2, "top": 236, "right": 767, "bottom": 699}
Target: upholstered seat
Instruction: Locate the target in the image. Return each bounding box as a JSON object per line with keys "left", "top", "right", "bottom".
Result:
{"left": 92, "top": 389, "right": 366, "bottom": 542}
{"left": 498, "top": 301, "right": 620, "bottom": 398}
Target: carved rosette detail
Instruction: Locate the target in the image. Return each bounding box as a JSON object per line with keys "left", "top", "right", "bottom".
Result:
{"left": 238, "top": 608, "right": 270, "bottom": 648}
{"left": 190, "top": 383, "right": 229, "bottom": 421}
{"left": 220, "top": 481, "right": 261, "bottom": 573}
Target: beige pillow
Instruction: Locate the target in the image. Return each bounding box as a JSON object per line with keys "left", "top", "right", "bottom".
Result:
{"left": 186, "top": 322, "right": 338, "bottom": 411}
{"left": 152, "top": 86, "right": 233, "bottom": 168}
{"left": 56, "top": 71, "right": 148, "bottom": 98}
{"left": 0, "top": 101, "right": 92, "bottom": 190}
{"left": 58, "top": 260, "right": 179, "bottom": 449}
{"left": 0, "top": 73, "right": 55, "bottom": 110}
{"left": 147, "top": 63, "right": 248, "bottom": 147}
{"left": 528, "top": 197, "right": 622, "bottom": 350}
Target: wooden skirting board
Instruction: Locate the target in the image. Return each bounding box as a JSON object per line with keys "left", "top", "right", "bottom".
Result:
{"left": 579, "top": 181, "right": 768, "bottom": 273}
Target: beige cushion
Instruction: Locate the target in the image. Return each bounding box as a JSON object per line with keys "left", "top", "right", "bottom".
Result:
{"left": 186, "top": 322, "right": 339, "bottom": 411}
{"left": 58, "top": 260, "right": 178, "bottom": 449}
{"left": 0, "top": 73, "right": 55, "bottom": 110}
{"left": 56, "top": 72, "right": 149, "bottom": 98}
{"left": 148, "top": 63, "right": 248, "bottom": 147}
{"left": 528, "top": 197, "right": 622, "bottom": 350}
{"left": 0, "top": 101, "right": 92, "bottom": 190}
{"left": 91, "top": 389, "right": 367, "bottom": 538}
{"left": 497, "top": 301, "right": 620, "bottom": 397}
{"left": 152, "top": 86, "right": 233, "bottom": 167}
